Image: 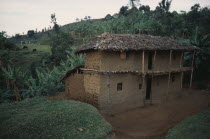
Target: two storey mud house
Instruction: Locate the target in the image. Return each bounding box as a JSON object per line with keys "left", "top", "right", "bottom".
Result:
{"left": 63, "top": 33, "right": 198, "bottom": 113}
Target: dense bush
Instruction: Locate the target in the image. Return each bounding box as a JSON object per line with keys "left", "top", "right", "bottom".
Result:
{"left": 0, "top": 32, "right": 17, "bottom": 50}
{"left": 50, "top": 32, "right": 74, "bottom": 62}
{"left": 0, "top": 50, "right": 84, "bottom": 102}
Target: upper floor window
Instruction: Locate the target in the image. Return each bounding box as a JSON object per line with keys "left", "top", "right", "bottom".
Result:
{"left": 120, "top": 52, "right": 127, "bottom": 60}
{"left": 117, "top": 83, "right": 123, "bottom": 91}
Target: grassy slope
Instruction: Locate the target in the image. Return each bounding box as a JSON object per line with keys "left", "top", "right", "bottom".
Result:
{"left": 166, "top": 108, "right": 210, "bottom": 139}
{"left": 0, "top": 97, "right": 112, "bottom": 139}
{"left": 11, "top": 44, "right": 50, "bottom": 70}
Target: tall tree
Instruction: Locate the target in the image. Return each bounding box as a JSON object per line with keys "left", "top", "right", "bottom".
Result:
{"left": 156, "top": 0, "right": 172, "bottom": 14}
{"left": 27, "top": 30, "right": 35, "bottom": 37}
{"left": 50, "top": 32, "right": 74, "bottom": 62}
{"left": 139, "top": 5, "right": 150, "bottom": 13}
{"left": 129, "top": 0, "right": 140, "bottom": 8}
{"left": 119, "top": 6, "right": 129, "bottom": 16}
{"left": 51, "top": 13, "right": 60, "bottom": 33}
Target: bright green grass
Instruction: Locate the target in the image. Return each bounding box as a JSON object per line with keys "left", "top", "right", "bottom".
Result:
{"left": 0, "top": 97, "right": 112, "bottom": 139}
{"left": 166, "top": 108, "right": 210, "bottom": 139}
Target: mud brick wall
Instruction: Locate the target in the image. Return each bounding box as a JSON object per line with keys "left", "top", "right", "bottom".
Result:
{"left": 151, "top": 73, "right": 182, "bottom": 103}
{"left": 84, "top": 74, "right": 101, "bottom": 107}
{"left": 153, "top": 51, "right": 182, "bottom": 71}
{"left": 99, "top": 73, "right": 144, "bottom": 110}
{"left": 85, "top": 51, "right": 102, "bottom": 70}
{"left": 171, "top": 51, "right": 182, "bottom": 69}
{"left": 85, "top": 50, "right": 182, "bottom": 72}
{"left": 65, "top": 74, "right": 86, "bottom": 101}
{"left": 100, "top": 51, "right": 143, "bottom": 72}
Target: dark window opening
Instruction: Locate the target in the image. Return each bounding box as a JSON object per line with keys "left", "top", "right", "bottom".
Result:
{"left": 117, "top": 83, "right": 123, "bottom": 91}
{"left": 146, "top": 78, "right": 152, "bottom": 100}
{"left": 139, "top": 84, "right": 142, "bottom": 89}
{"left": 148, "top": 52, "right": 153, "bottom": 70}
{"left": 173, "top": 54, "right": 176, "bottom": 60}
{"left": 172, "top": 76, "right": 175, "bottom": 82}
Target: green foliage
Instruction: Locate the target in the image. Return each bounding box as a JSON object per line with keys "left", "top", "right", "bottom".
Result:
{"left": 156, "top": 0, "right": 172, "bottom": 14}
{"left": 0, "top": 49, "right": 84, "bottom": 101}
{"left": 50, "top": 32, "right": 74, "bottom": 62}
{"left": 65, "top": 50, "right": 85, "bottom": 68}
{"left": 1, "top": 66, "right": 26, "bottom": 80}
{"left": 119, "top": 6, "right": 129, "bottom": 16}
{"left": 0, "top": 31, "right": 17, "bottom": 50}
{"left": 166, "top": 108, "right": 210, "bottom": 139}
{"left": 0, "top": 31, "right": 7, "bottom": 43}
{"left": 129, "top": 0, "right": 140, "bottom": 8}
{"left": 2, "top": 1, "right": 209, "bottom": 102}
{"left": 51, "top": 13, "right": 60, "bottom": 33}
{"left": 27, "top": 30, "right": 35, "bottom": 38}
{"left": 104, "top": 14, "right": 113, "bottom": 20}
{"left": 0, "top": 97, "right": 112, "bottom": 139}
{"left": 139, "top": 5, "right": 150, "bottom": 13}
{"left": 23, "top": 66, "right": 65, "bottom": 98}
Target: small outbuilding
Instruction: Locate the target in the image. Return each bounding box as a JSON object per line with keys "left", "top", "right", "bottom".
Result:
{"left": 63, "top": 33, "right": 199, "bottom": 113}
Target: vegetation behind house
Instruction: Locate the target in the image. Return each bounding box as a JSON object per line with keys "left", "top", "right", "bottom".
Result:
{"left": 1, "top": 0, "right": 209, "bottom": 102}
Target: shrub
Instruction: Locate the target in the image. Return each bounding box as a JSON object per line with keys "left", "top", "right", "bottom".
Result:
{"left": 1, "top": 49, "right": 84, "bottom": 101}
{"left": 50, "top": 32, "right": 74, "bottom": 62}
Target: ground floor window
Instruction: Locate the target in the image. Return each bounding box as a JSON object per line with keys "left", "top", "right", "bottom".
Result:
{"left": 139, "top": 84, "right": 142, "bottom": 89}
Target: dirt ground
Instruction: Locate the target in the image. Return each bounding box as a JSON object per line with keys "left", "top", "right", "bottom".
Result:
{"left": 102, "top": 89, "right": 210, "bottom": 139}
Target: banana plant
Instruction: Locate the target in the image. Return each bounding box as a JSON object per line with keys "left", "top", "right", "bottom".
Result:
{"left": 1, "top": 66, "right": 28, "bottom": 101}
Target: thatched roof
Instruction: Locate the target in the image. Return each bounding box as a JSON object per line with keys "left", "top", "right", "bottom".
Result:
{"left": 75, "top": 33, "right": 199, "bottom": 53}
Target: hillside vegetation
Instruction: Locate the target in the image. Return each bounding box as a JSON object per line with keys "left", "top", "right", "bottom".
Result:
{"left": 0, "top": 97, "right": 112, "bottom": 139}
{"left": 11, "top": 44, "right": 50, "bottom": 69}
{"left": 1, "top": 0, "right": 209, "bottom": 102}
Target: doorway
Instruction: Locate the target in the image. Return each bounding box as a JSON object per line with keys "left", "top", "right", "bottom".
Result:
{"left": 146, "top": 77, "right": 152, "bottom": 100}
{"left": 148, "top": 52, "right": 153, "bottom": 70}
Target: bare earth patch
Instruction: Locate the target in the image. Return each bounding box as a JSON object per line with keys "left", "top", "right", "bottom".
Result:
{"left": 102, "top": 89, "right": 210, "bottom": 139}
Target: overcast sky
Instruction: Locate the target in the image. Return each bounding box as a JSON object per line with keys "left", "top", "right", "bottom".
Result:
{"left": 0, "top": 0, "right": 209, "bottom": 36}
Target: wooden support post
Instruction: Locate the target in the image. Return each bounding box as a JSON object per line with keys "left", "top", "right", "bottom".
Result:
{"left": 142, "top": 74, "right": 146, "bottom": 106}
{"left": 180, "top": 51, "right": 184, "bottom": 89}
{"left": 190, "top": 51, "right": 195, "bottom": 88}
{"left": 169, "top": 50, "right": 172, "bottom": 69}
{"left": 181, "top": 72, "right": 183, "bottom": 88}
{"left": 167, "top": 50, "right": 172, "bottom": 98}
{"left": 153, "top": 51, "right": 157, "bottom": 71}
{"left": 142, "top": 50, "right": 145, "bottom": 73}
{"left": 151, "top": 75, "right": 153, "bottom": 104}
{"left": 142, "top": 50, "right": 146, "bottom": 105}
{"left": 180, "top": 51, "right": 184, "bottom": 68}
